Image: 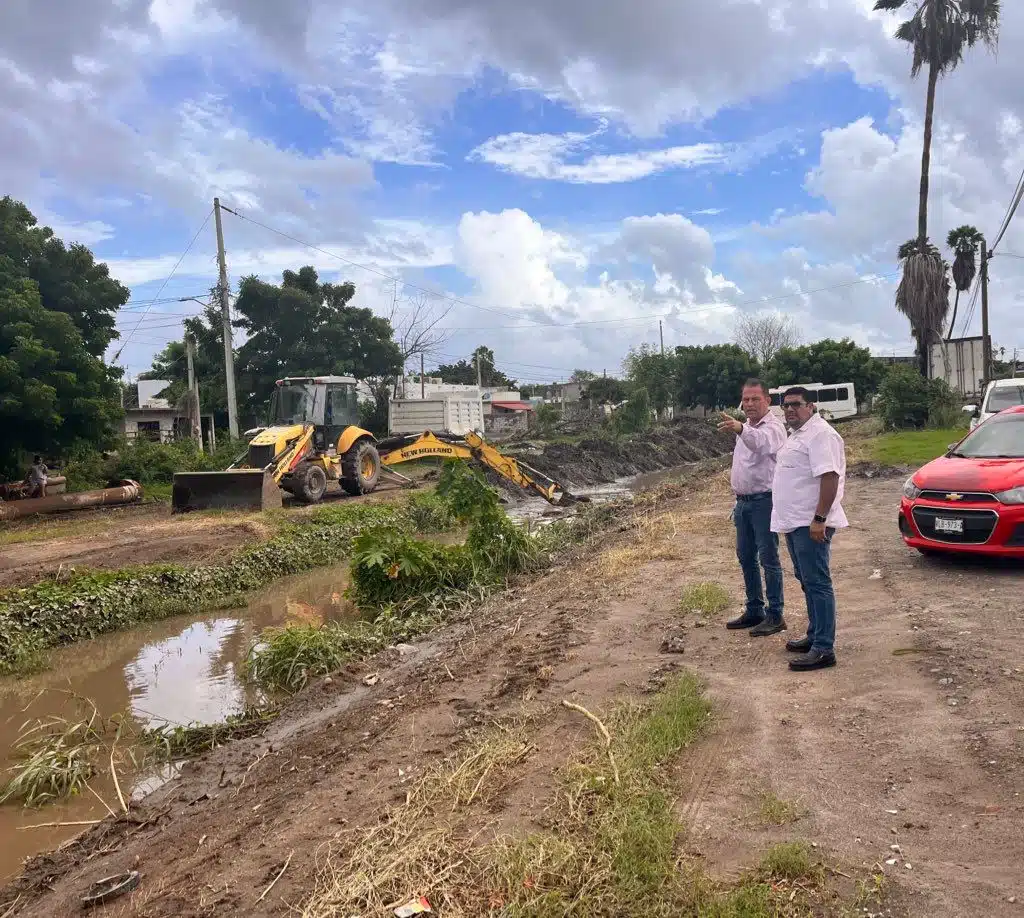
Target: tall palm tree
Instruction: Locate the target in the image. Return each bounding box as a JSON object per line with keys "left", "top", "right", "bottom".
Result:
{"left": 945, "top": 224, "right": 984, "bottom": 339}
{"left": 875, "top": 0, "right": 1000, "bottom": 372}
{"left": 895, "top": 238, "right": 950, "bottom": 375}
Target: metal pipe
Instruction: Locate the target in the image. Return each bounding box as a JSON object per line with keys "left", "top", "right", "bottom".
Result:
{"left": 0, "top": 481, "right": 143, "bottom": 521}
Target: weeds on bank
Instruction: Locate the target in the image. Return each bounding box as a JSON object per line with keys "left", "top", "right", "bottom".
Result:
{"left": 142, "top": 708, "right": 279, "bottom": 760}
{"left": 680, "top": 581, "right": 731, "bottom": 616}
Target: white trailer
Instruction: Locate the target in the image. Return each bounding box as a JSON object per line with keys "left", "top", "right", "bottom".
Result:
{"left": 388, "top": 396, "right": 485, "bottom": 437}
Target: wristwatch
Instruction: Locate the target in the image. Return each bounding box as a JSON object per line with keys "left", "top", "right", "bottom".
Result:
{"left": 813, "top": 514, "right": 827, "bottom": 524}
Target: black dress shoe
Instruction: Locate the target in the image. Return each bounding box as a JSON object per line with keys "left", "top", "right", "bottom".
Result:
{"left": 785, "top": 636, "right": 812, "bottom": 653}
{"left": 788, "top": 649, "right": 837, "bottom": 671}
{"left": 726, "top": 614, "right": 765, "bottom": 630}
{"left": 750, "top": 618, "right": 787, "bottom": 637}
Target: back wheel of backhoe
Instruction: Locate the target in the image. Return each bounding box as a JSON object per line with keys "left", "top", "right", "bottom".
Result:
{"left": 341, "top": 440, "right": 380, "bottom": 496}
{"left": 293, "top": 462, "right": 328, "bottom": 503}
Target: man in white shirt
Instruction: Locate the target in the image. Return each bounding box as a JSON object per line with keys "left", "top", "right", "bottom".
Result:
{"left": 717, "top": 379, "right": 789, "bottom": 636}
{"left": 771, "top": 387, "right": 848, "bottom": 672}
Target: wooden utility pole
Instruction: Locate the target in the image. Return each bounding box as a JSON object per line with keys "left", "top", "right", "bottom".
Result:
{"left": 214, "top": 197, "right": 239, "bottom": 440}
{"left": 420, "top": 353, "right": 425, "bottom": 399}
{"left": 980, "top": 238, "right": 992, "bottom": 385}
{"left": 659, "top": 320, "right": 665, "bottom": 356}
{"left": 185, "top": 333, "right": 202, "bottom": 450}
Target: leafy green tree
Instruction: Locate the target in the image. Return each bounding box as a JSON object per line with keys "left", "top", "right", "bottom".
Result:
{"left": 570, "top": 369, "right": 597, "bottom": 383}
{"left": 875, "top": 363, "right": 961, "bottom": 429}
{"left": 433, "top": 345, "right": 515, "bottom": 388}
{"left": 674, "top": 344, "right": 759, "bottom": 410}
{"left": 0, "top": 196, "right": 129, "bottom": 357}
{"left": 582, "top": 376, "right": 628, "bottom": 405}
{"left": 767, "top": 338, "right": 886, "bottom": 402}
{"left": 623, "top": 344, "right": 673, "bottom": 416}
{"left": 613, "top": 387, "right": 651, "bottom": 435}
{"left": 0, "top": 278, "right": 122, "bottom": 476}
{"left": 875, "top": 0, "right": 1000, "bottom": 374}
{"left": 231, "top": 267, "right": 403, "bottom": 422}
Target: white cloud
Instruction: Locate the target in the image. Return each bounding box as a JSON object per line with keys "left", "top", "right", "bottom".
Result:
{"left": 469, "top": 129, "right": 779, "bottom": 184}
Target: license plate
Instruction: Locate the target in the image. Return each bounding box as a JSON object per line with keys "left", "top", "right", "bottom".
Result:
{"left": 934, "top": 517, "right": 964, "bottom": 534}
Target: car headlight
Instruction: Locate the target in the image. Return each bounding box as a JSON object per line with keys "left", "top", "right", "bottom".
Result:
{"left": 902, "top": 477, "right": 922, "bottom": 499}
{"left": 995, "top": 485, "right": 1024, "bottom": 505}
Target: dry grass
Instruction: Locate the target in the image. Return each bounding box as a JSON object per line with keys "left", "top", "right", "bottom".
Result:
{"left": 751, "top": 790, "right": 805, "bottom": 827}
{"left": 598, "top": 510, "right": 685, "bottom": 578}
{"left": 301, "top": 723, "right": 534, "bottom": 918}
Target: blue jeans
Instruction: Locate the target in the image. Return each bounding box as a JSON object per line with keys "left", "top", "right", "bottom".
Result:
{"left": 734, "top": 494, "right": 784, "bottom": 623}
{"left": 784, "top": 527, "right": 837, "bottom": 654}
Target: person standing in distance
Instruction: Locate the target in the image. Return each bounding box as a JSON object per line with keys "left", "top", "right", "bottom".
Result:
{"left": 771, "top": 387, "right": 848, "bottom": 672}
{"left": 717, "top": 379, "right": 788, "bottom": 636}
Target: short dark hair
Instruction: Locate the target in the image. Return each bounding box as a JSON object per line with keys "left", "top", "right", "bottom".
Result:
{"left": 782, "top": 386, "right": 815, "bottom": 404}
{"left": 741, "top": 378, "right": 769, "bottom": 396}
{"left": 33, "top": 455, "right": 42, "bottom": 463}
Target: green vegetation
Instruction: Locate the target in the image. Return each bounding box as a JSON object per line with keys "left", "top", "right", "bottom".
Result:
{"left": 0, "top": 700, "right": 104, "bottom": 806}
{"left": 869, "top": 428, "right": 965, "bottom": 467}
{"left": 753, "top": 790, "right": 805, "bottom": 827}
{"left": 875, "top": 364, "right": 965, "bottom": 430}
{"left": 142, "top": 708, "right": 279, "bottom": 760}
{"left": 679, "top": 582, "right": 731, "bottom": 616}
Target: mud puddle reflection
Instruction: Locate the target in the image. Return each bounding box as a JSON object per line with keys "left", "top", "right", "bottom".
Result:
{"left": 0, "top": 564, "right": 356, "bottom": 881}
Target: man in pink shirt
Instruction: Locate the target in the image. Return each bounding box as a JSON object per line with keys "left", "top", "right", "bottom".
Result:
{"left": 771, "top": 386, "right": 848, "bottom": 672}
{"left": 717, "top": 379, "right": 789, "bottom": 636}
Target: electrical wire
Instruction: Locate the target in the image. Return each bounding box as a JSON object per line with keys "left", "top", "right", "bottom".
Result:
{"left": 989, "top": 165, "right": 1024, "bottom": 255}
{"left": 113, "top": 210, "right": 213, "bottom": 361}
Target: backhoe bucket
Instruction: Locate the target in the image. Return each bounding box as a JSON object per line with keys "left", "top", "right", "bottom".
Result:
{"left": 171, "top": 470, "right": 282, "bottom": 513}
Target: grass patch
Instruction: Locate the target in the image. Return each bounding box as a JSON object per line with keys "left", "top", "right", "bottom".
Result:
{"left": 680, "top": 581, "right": 731, "bottom": 616}
{"left": 141, "top": 708, "right": 278, "bottom": 760}
{"left": 868, "top": 428, "right": 966, "bottom": 467}
{"left": 245, "top": 591, "right": 482, "bottom": 694}
{"left": 0, "top": 706, "right": 102, "bottom": 806}
{"left": 759, "top": 841, "right": 817, "bottom": 882}
{"left": 752, "top": 790, "right": 805, "bottom": 827}
{"left": 599, "top": 510, "right": 686, "bottom": 577}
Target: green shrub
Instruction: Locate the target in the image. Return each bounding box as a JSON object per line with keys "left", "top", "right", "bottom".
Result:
{"left": 405, "top": 490, "right": 457, "bottom": 532}
{"left": 613, "top": 387, "right": 652, "bottom": 436}
{"left": 349, "top": 527, "right": 474, "bottom": 608}
{"left": 876, "top": 365, "right": 962, "bottom": 430}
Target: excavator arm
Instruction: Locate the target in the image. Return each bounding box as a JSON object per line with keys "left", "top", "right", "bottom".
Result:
{"left": 377, "top": 430, "right": 576, "bottom": 505}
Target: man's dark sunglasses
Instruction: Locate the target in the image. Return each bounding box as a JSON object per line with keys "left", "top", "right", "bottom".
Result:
{"left": 782, "top": 401, "right": 806, "bottom": 410}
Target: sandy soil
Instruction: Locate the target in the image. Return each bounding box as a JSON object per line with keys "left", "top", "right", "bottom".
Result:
{"left": 2, "top": 470, "right": 1022, "bottom": 917}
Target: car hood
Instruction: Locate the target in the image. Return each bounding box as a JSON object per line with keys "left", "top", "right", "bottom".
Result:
{"left": 913, "top": 455, "right": 1024, "bottom": 492}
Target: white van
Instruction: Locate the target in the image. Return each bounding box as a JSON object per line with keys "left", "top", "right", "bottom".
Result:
{"left": 756, "top": 383, "right": 858, "bottom": 421}
{"left": 965, "top": 378, "right": 1024, "bottom": 429}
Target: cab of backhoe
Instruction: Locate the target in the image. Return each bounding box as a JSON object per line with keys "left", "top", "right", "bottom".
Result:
{"left": 269, "top": 376, "right": 361, "bottom": 451}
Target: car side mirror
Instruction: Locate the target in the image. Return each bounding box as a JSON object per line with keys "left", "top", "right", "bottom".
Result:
{"left": 961, "top": 404, "right": 979, "bottom": 417}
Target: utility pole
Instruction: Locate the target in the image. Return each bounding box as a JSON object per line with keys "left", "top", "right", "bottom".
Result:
{"left": 476, "top": 352, "right": 482, "bottom": 389}
{"left": 185, "top": 334, "right": 203, "bottom": 452}
{"left": 214, "top": 197, "right": 239, "bottom": 440}
{"left": 980, "top": 238, "right": 992, "bottom": 386}
{"left": 420, "top": 352, "right": 425, "bottom": 399}
{"left": 659, "top": 320, "right": 665, "bottom": 356}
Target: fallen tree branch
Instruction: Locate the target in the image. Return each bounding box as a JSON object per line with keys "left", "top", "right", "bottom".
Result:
{"left": 562, "top": 700, "right": 620, "bottom": 785}
{"left": 257, "top": 850, "right": 293, "bottom": 903}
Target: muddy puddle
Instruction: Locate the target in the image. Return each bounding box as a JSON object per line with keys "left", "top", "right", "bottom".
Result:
{"left": 0, "top": 565, "right": 357, "bottom": 881}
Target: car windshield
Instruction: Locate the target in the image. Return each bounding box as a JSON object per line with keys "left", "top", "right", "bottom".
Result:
{"left": 270, "top": 383, "right": 315, "bottom": 425}
{"left": 953, "top": 414, "right": 1024, "bottom": 458}
{"left": 985, "top": 384, "right": 1024, "bottom": 413}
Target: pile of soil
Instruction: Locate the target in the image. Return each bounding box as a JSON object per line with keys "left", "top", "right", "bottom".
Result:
{"left": 508, "top": 417, "right": 732, "bottom": 489}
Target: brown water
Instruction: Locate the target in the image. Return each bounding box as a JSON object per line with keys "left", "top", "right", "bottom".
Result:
{"left": 0, "top": 564, "right": 356, "bottom": 881}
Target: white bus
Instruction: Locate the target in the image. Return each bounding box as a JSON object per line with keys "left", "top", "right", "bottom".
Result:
{"left": 759, "top": 382, "right": 859, "bottom": 421}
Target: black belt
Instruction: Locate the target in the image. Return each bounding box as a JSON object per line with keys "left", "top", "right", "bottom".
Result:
{"left": 736, "top": 491, "right": 772, "bottom": 502}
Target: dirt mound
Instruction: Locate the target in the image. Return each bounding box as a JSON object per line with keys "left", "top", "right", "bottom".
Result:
{"left": 510, "top": 418, "right": 732, "bottom": 489}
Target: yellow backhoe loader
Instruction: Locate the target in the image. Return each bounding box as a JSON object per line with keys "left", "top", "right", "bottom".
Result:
{"left": 171, "top": 376, "right": 574, "bottom": 512}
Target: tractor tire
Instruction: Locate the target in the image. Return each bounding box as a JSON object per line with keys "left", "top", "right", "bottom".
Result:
{"left": 293, "top": 462, "right": 328, "bottom": 504}
{"left": 341, "top": 440, "right": 381, "bottom": 496}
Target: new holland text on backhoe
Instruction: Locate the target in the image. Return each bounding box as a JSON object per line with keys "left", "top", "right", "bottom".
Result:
{"left": 171, "top": 376, "right": 576, "bottom": 512}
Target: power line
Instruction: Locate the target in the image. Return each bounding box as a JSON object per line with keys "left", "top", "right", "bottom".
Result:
{"left": 989, "top": 165, "right": 1024, "bottom": 255}
{"left": 113, "top": 210, "right": 213, "bottom": 361}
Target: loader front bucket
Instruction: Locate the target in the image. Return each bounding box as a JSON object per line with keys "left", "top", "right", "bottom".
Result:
{"left": 171, "top": 470, "right": 282, "bottom": 513}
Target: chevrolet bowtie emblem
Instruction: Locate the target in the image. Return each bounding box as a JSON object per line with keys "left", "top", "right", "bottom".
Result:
{"left": 945, "top": 492, "right": 965, "bottom": 501}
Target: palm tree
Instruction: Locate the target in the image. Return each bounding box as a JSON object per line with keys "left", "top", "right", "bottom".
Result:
{"left": 875, "top": 0, "right": 1000, "bottom": 372}
{"left": 945, "top": 224, "right": 984, "bottom": 339}
{"left": 895, "top": 238, "right": 950, "bottom": 375}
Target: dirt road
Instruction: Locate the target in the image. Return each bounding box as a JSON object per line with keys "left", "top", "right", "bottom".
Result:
{"left": 3, "top": 471, "right": 1021, "bottom": 916}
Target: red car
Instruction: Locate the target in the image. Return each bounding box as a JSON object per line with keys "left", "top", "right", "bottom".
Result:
{"left": 899, "top": 406, "right": 1024, "bottom": 557}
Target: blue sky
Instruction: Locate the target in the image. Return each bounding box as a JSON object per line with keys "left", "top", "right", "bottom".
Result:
{"left": 4, "top": 0, "right": 1024, "bottom": 383}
